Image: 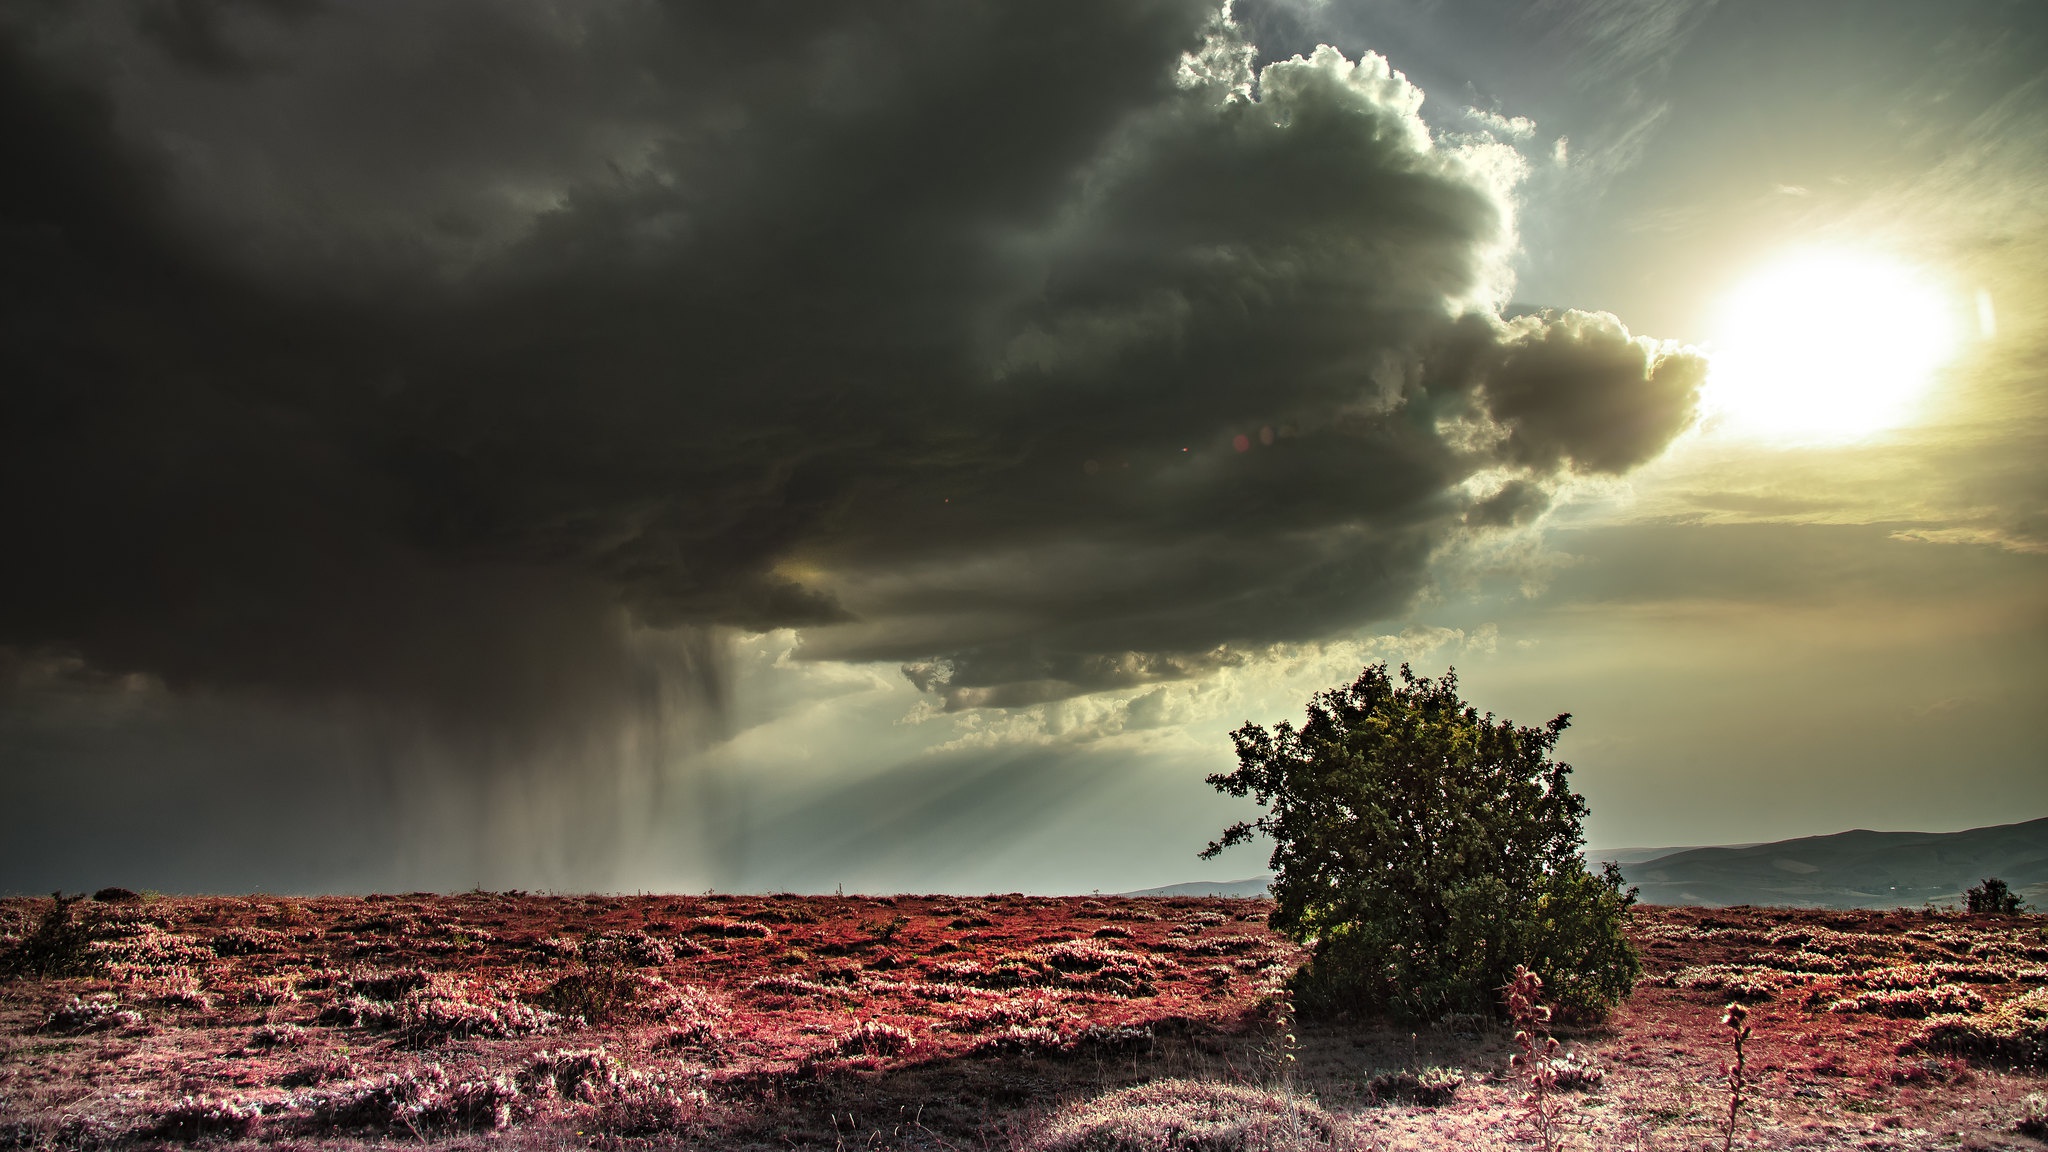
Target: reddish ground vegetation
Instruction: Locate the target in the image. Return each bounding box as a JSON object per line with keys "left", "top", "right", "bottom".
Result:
{"left": 0, "top": 895, "right": 2043, "bottom": 1150}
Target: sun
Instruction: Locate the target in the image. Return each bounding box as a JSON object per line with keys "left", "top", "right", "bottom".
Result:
{"left": 1703, "top": 248, "right": 1962, "bottom": 442}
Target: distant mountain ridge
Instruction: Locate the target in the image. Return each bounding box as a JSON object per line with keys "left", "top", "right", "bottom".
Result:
{"left": 1610, "top": 817, "right": 2048, "bottom": 909}
{"left": 1118, "top": 875, "right": 1271, "bottom": 898}
{"left": 1132, "top": 818, "right": 2048, "bottom": 908}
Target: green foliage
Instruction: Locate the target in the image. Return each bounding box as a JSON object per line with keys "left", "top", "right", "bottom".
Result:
{"left": 1202, "top": 664, "right": 1639, "bottom": 1022}
{"left": 862, "top": 914, "right": 911, "bottom": 944}
{"left": 0, "top": 892, "right": 106, "bottom": 980}
{"left": 1964, "top": 877, "right": 2027, "bottom": 915}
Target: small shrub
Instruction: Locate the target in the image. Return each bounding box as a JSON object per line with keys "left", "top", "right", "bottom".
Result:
{"left": 967, "top": 1025, "right": 1067, "bottom": 1058}
{"left": 1026, "top": 1079, "right": 1335, "bottom": 1152}
{"left": 1074, "top": 962, "right": 1155, "bottom": 996}
{"left": 347, "top": 967, "right": 430, "bottom": 1000}
{"left": 749, "top": 973, "right": 844, "bottom": 1000}
{"left": 948, "top": 993, "right": 1066, "bottom": 1032}
{"left": 584, "top": 931, "right": 686, "bottom": 966}
{"left": 835, "top": 1019, "right": 915, "bottom": 1057}
{"left": 151, "top": 1096, "right": 262, "bottom": 1142}
{"left": 394, "top": 986, "right": 561, "bottom": 1044}
{"left": 44, "top": 993, "right": 141, "bottom": 1033}
{"left": 303, "top": 1067, "right": 446, "bottom": 1130}
{"left": 657, "top": 1017, "right": 724, "bottom": 1055}
{"left": 525, "top": 1048, "right": 627, "bottom": 1102}
{"left": 1670, "top": 965, "right": 1776, "bottom": 1002}
{"left": 278, "top": 1058, "right": 359, "bottom": 1088}
{"left": 92, "top": 888, "right": 143, "bottom": 904}
{"left": 248, "top": 1022, "right": 307, "bottom": 1049}
{"left": 431, "top": 1077, "right": 520, "bottom": 1131}
{"left": 1544, "top": 1051, "right": 1604, "bottom": 1092}
{"left": 863, "top": 914, "right": 911, "bottom": 943}
{"left": 209, "top": 927, "right": 289, "bottom": 956}
{"left": 2018, "top": 1092, "right": 2048, "bottom": 1139}
{"left": 1, "top": 893, "right": 105, "bottom": 980}
{"left": 689, "top": 916, "right": 773, "bottom": 939}
{"left": 582, "top": 1071, "right": 705, "bottom": 1135}
{"left": 905, "top": 980, "right": 984, "bottom": 1003}
{"left": 299, "top": 1066, "right": 516, "bottom": 1134}
{"left": 1366, "top": 1067, "right": 1464, "bottom": 1106}
{"left": 318, "top": 993, "right": 391, "bottom": 1027}
{"left": 1176, "top": 934, "right": 1266, "bottom": 957}
{"left": 1828, "top": 984, "right": 1985, "bottom": 1019}
{"left": 539, "top": 962, "right": 640, "bottom": 1024}
{"left": 93, "top": 927, "right": 213, "bottom": 972}
{"left": 1967, "top": 878, "right": 2027, "bottom": 915}
{"left": 1911, "top": 986, "right": 2048, "bottom": 1064}
{"left": 1071, "top": 1023, "right": 1154, "bottom": 1055}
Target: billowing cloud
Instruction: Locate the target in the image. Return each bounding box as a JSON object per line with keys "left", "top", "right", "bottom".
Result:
{"left": 0, "top": 2, "right": 1703, "bottom": 884}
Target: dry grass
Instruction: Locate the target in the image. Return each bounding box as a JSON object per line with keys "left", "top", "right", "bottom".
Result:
{"left": 0, "top": 895, "right": 2043, "bottom": 1150}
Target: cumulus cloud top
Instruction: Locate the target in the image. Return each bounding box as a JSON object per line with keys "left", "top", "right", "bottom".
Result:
{"left": 0, "top": 1, "right": 1702, "bottom": 728}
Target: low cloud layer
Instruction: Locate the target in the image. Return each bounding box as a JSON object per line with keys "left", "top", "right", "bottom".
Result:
{"left": 0, "top": 2, "right": 1703, "bottom": 883}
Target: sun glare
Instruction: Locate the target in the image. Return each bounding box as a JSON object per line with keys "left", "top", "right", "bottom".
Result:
{"left": 1704, "top": 249, "right": 1962, "bottom": 442}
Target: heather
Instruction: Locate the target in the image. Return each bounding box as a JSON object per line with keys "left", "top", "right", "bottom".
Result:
{"left": 1, "top": 893, "right": 2045, "bottom": 1149}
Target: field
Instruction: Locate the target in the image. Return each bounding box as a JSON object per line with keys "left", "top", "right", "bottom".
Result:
{"left": 2, "top": 893, "right": 2045, "bottom": 1150}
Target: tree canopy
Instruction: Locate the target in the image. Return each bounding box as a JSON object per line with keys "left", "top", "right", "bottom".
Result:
{"left": 1203, "top": 663, "right": 1639, "bottom": 1020}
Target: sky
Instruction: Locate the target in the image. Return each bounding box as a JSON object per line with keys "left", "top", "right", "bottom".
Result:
{"left": 1, "top": 0, "right": 2042, "bottom": 895}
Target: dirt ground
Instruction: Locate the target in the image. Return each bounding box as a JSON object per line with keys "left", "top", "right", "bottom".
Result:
{"left": 1, "top": 892, "right": 2044, "bottom": 1150}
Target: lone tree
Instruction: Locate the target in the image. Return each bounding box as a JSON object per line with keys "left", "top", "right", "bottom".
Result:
{"left": 1203, "top": 664, "right": 1639, "bottom": 1021}
{"left": 1964, "top": 877, "right": 2026, "bottom": 915}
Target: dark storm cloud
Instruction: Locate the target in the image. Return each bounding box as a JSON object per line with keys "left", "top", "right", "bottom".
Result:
{"left": 0, "top": 2, "right": 1703, "bottom": 732}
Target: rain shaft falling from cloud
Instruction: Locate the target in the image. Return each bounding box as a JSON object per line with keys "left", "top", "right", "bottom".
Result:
{"left": 0, "top": 1, "right": 1700, "bottom": 889}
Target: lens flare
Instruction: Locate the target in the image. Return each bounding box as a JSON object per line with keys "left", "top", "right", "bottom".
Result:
{"left": 1704, "top": 249, "right": 1962, "bottom": 442}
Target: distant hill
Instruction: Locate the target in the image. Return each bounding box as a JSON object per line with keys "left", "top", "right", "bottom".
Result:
{"left": 1614, "top": 817, "right": 2048, "bottom": 909}
{"left": 1587, "top": 844, "right": 1762, "bottom": 867}
{"left": 1119, "top": 875, "right": 1271, "bottom": 898}
{"left": 1131, "top": 818, "right": 2048, "bottom": 908}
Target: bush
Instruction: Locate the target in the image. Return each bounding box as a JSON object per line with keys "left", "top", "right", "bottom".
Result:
{"left": 833, "top": 1019, "right": 916, "bottom": 1057}
{"left": 1965, "top": 877, "right": 2027, "bottom": 915}
{"left": 2019, "top": 1092, "right": 2048, "bottom": 1139}
{"left": 151, "top": 1096, "right": 262, "bottom": 1142}
{"left": 1911, "top": 986, "right": 2048, "bottom": 1065}
{"left": 1203, "top": 664, "right": 1640, "bottom": 1022}
{"left": 1365, "top": 1066, "right": 1464, "bottom": 1106}
{"left": 539, "top": 962, "right": 640, "bottom": 1024}
{"left": 44, "top": 993, "right": 142, "bottom": 1033}
{"left": 0, "top": 893, "right": 105, "bottom": 980}
{"left": 1026, "top": 1080, "right": 1334, "bottom": 1152}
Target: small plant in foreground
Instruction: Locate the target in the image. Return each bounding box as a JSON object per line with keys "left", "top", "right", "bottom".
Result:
{"left": 1365, "top": 1066, "right": 1464, "bottom": 1106}
{"left": 1543, "top": 1049, "right": 1604, "bottom": 1092}
{"left": 863, "top": 914, "right": 911, "bottom": 943}
{"left": 2017, "top": 1092, "right": 2048, "bottom": 1138}
{"left": 1967, "top": 877, "right": 2027, "bottom": 915}
{"left": 1720, "top": 1001, "right": 1753, "bottom": 1152}
{"left": 1024, "top": 1079, "right": 1335, "bottom": 1152}
{"left": 1257, "top": 991, "right": 1300, "bottom": 1088}
{"left": 540, "top": 960, "right": 638, "bottom": 1024}
{"left": 151, "top": 1096, "right": 262, "bottom": 1141}
{"left": 44, "top": 993, "right": 141, "bottom": 1033}
{"left": 834, "top": 1018, "right": 915, "bottom": 1057}
{"left": 1506, "top": 965, "right": 1564, "bottom": 1152}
